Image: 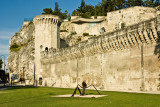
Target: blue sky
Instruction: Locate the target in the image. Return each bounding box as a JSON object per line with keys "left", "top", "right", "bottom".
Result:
{"left": 0, "top": 0, "right": 101, "bottom": 67}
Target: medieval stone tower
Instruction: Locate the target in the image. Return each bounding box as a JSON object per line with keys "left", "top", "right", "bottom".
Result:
{"left": 33, "top": 15, "right": 61, "bottom": 82}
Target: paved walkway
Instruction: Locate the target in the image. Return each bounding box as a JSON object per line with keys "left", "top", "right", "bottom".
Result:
{"left": 52, "top": 94, "right": 107, "bottom": 98}
{"left": 100, "top": 89, "right": 160, "bottom": 95}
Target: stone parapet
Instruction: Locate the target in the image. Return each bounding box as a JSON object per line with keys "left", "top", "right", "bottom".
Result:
{"left": 33, "top": 15, "right": 61, "bottom": 25}
{"left": 41, "top": 16, "right": 160, "bottom": 64}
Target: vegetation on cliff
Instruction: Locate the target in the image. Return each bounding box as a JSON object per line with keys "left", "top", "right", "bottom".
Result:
{"left": 10, "top": 43, "right": 22, "bottom": 52}
{"left": 72, "top": 0, "right": 160, "bottom": 18}
{"left": 10, "top": 40, "right": 32, "bottom": 52}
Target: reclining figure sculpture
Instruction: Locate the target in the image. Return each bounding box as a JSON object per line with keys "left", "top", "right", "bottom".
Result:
{"left": 72, "top": 81, "right": 101, "bottom": 97}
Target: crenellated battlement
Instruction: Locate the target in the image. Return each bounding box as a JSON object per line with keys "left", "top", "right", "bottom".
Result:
{"left": 41, "top": 16, "right": 160, "bottom": 64}
{"left": 33, "top": 15, "right": 61, "bottom": 25}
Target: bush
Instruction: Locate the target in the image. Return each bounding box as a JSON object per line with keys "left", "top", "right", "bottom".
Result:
{"left": 77, "top": 37, "right": 81, "bottom": 42}
{"left": 83, "top": 33, "right": 89, "bottom": 36}
{"left": 10, "top": 43, "right": 21, "bottom": 52}
{"left": 121, "top": 23, "right": 126, "bottom": 29}
{"left": 71, "top": 32, "right": 77, "bottom": 35}
{"left": 81, "top": 12, "right": 91, "bottom": 19}
{"left": 60, "top": 30, "right": 68, "bottom": 32}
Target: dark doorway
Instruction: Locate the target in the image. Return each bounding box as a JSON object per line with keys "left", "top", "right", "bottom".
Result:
{"left": 39, "top": 77, "right": 42, "bottom": 85}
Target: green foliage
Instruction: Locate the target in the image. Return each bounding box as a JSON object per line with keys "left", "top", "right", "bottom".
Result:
{"left": 42, "top": 8, "right": 53, "bottom": 14}
{"left": 94, "top": 8, "right": 97, "bottom": 19}
{"left": 42, "top": 2, "right": 68, "bottom": 19}
{"left": 0, "top": 59, "right": 2, "bottom": 69}
{"left": 72, "top": 0, "right": 159, "bottom": 18}
{"left": 5, "top": 73, "right": 9, "bottom": 81}
{"left": 121, "top": 22, "right": 126, "bottom": 28}
{"left": 0, "top": 70, "right": 5, "bottom": 81}
{"left": 10, "top": 43, "right": 19, "bottom": 49}
{"left": 126, "top": 0, "right": 143, "bottom": 7}
{"left": 22, "top": 43, "right": 28, "bottom": 47}
{"left": 72, "top": 0, "right": 95, "bottom": 17}
{"left": 60, "top": 30, "right": 68, "bottom": 32}
{"left": 143, "top": 0, "right": 155, "bottom": 7}
{"left": 155, "top": 0, "right": 160, "bottom": 6}
{"left": 83, "top": 33, "right": 89, "bottom": 36}
{"left": 71, "top": 31, "right": 77, "bottom": 35}
{"left": 10, "top": 43, "right": 21, "bottom": 52}
{"left": 54, "top": 2, "right": 59, "bottom": 12}
{"left": 79, "top": 0, "right": 86, "bottom": 13}
{"left": 81, "top": 12, "right": 92, "bottom": 18}
{"left": 67, "top": 13, "right": 71, "bottom": 21}
{"left": 77, "top": 37, "right": 81, "bottom": 42}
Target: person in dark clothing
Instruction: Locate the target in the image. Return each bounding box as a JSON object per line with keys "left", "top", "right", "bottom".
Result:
{"left": 82, "top": 81, "right": 87, "bottom": 95}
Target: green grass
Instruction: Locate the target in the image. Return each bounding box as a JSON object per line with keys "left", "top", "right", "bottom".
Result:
{"left": 0, "top": 86, "right": 160, "bottom": 107}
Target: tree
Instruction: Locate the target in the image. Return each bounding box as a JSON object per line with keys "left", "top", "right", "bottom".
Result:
{"left": 85, "top": 5, "right": 94, "bottom": 16}
{"left": 94, "top": 7, "right": 97, "bottom": 19}
{"left": 53, "top": 2, "right": 61, "bottom": 16}
{"left": 68, "top": 13, "right": 71, "bottom": 21}
{"left": 155, "top": 0, "right": 160, "bottom": 6}
{"left": 71, "top": 0, "right": 158, "bottom": 18}
{"left": 0, "top": 70, "right": 5, "bottom": 82}
{"left": 55, "top": 2, "right": 59, "bottom": 12}
{"left": 143, "top": 0, "right": 155, "bottom": 7}
{"left": 0, "top": 59, "right": 2, "bottom": 69}
{"left": 135, "top": 0, "right": 144, "bottom": 6}
{"left": 72, "top": 0, "right": 94, "bottom": 18}
{"left": 126, "top": 0, "right": 143, "bottom": 7}
{"left": 79, "top": 0, "right": 86, "bottom": 13}
{"left": 95, "top": 4, "right": 102, "bottom": 16}
{"left": 116, "top": 0, "right": 126, "bottom": 9}
{"left": 42, "top": 2, "right": 68, "bottom": 19}
{"left": 42, "top": 8, "right": 53, "bottom": 14}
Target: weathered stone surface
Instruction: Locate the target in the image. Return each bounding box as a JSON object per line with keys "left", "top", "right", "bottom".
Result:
{"left": 8, "top": 21, "right": 35, "bottom": 84}
{"left": 40, "top": 15, "right": 160, "bottom": 91}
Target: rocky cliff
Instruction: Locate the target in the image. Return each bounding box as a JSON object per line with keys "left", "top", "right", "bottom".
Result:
{"left": 7, "top": 21, "right": 35, "bottom": 83}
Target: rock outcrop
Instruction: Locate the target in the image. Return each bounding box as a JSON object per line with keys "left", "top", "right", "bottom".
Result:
{"left": 8, "top": 21, "right": 35, "bottom": 83}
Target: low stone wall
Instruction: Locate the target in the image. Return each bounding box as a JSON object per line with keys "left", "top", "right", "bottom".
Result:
{"left": 39, "top": 16, "right": 160, "bottom": 92}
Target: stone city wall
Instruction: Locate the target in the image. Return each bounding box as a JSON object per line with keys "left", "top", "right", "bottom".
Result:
{"left": 39, "top": 16, "right": 160, "bottom": 92}
{"left": 106, "top": 6, "right": 156, "bottom": 33}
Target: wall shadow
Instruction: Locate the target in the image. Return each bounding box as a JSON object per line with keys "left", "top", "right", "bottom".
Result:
{"left": 5, "top": 86, "right": 38, "bottom": 91}
{"left": 154, "top": 31, "right": 160, "bottom": 60}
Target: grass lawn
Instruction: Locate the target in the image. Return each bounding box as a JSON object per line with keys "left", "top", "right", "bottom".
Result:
{"left": 0, "top": 86, "right": 160, "bottom": 107}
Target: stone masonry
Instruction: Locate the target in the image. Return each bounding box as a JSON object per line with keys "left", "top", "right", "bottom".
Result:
{"left": 8, "top": 6, "right": 160, "bottom": 92}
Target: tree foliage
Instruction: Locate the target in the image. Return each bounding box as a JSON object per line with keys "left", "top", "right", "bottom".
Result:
{"left": 0, "top": 70, "right": 5, "bottom": 81}
{"left": 0, "top": 59, "right": 2, "bottom": 69}
{"left": 72, "top": 0, "right": 160, "bottom": 18}
{"left": 42, "top": 2, "right": 68, "bottom": 19}
{"left": 42, "top": 0, "right": 160, "bottom": 19}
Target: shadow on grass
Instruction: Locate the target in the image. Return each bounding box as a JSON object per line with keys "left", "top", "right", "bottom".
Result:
{"left": 6, "top": 86, "right": 38, "bottom": 90}
{"left": 0, "top": 86, "right": 57, "bottom": 105}
{"left": 0, "top": 93, "right": 50, "bottom": 105}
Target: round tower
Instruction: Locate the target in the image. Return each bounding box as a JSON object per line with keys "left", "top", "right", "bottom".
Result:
{"left": 33, "top": 15, "right": 61, "bottom": 84}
